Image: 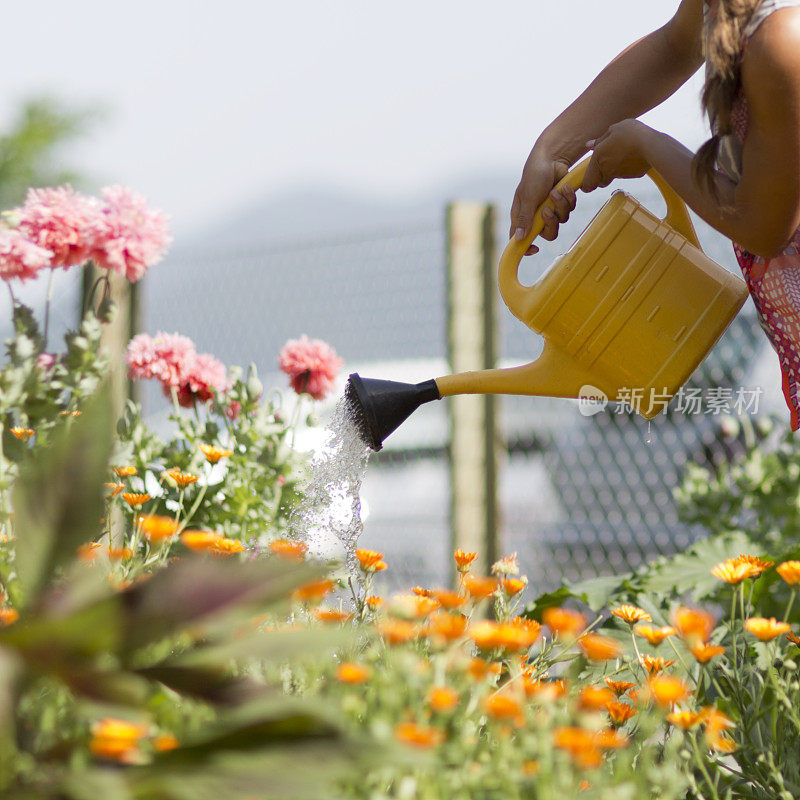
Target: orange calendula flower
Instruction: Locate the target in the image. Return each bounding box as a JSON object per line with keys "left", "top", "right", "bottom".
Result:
{"left": 484, "top": 694, "right": 523, "bottom": 721}
{"left": 10, "top": 427, "right": 34, "bottom": 441}
{"left": 611, "top": 605, "right": 651, "bottom": 625}
{"left": 701, "top": 706, "right": 735, "bottom": 735}
{"left": 689, "top": 642, "right": 726, "bottom": 663}
{"left": 180, "top": 529, "right": 222, "bottom": 551}
{"left": 553, "top": 727, "right": 603, "bottom": 769}
{"left": 412, "top": 586, "right": 434, "bottom": 597}
{"left": 671, "top": 606, "right": 715, "bottom": 644}
{"left": 787, "top": 631, "right": 800, "bottom": 647}
{"left": 467, "top": 657, "right": 502, "bottom": 681}
{"left": 432, "top": 588, "right": 466, "bottom": 609}
{"left": 578, "top": 633, "right": 622, "bottom": 662}
{"left": 463, "top": 574, "right": 498, "bottom": 600}
{"left": 336, "top": 662, "right": 371, "bottom": 683}
{"left": 744, "top": 617, "right": 791, "bottom": 641}
{"left": 578, "top": 686, "right": 614, "bottom": 711}
{"left": 138, "top": 514, "right": 178, "bottom": 542}
{"left": 163, "top": 467, "right": 199, "bottom": 488}
{"left": 640, "top": 655, "right": 675, "bottom": 674}
{"left": 313, "top": 607, "right": 352, "bottom": 624}
{"left": 89, "top": 718, "right": 148, "bottom": 761}
{"left": 208, "top": 537, "right": 245, "bottom": 557}
{"left": 356, "top": 549, "right": 385, "bottom": 573}
{"left": 595, "top": 728, "right": 629, "bottom": 750}
{"left": 471, "top": 621, "right": 538, "bottom": 652}
{"left": 269, "top": 538, "right": 308, "bottom": 561}
{"left": 502, "top": 577, "right": 527, "bottom": 596}
{"left": 731, "top": 554, "right": 773, "bottom": 574}
{"left": 667, "top": 710, "right": 703, "bottom": 729}
{"left": 604, "top": 679, "right": 635, "bottom": 697}
{"left": 606, "top": 700, "right": 636, "bottom": 725}
{"left": 635, "top": 624, "right": 676, "bottom": 646}
{"left": 647, "top": 675, "right": 691, "bottom": 707}
{"left": 122, "top": 493, "right": 151, "bottom": 508}
{"left": 293, "top": 579, "right": 335, "bottom": 603}
{"left": 427, "top": 686, "right": 459, "bottom": 712}
{"left": 394, "top": 721, "right": 443, "bottom": 748}
{"left": 454, "top": 549, "right": 478, "bottom": 572}
{"left": 542, "top": 607, "right": 587, "bottom": 638}
{"left": 108, "top": 546, "right": 134, "bottom": 561}
{"left": 710, "top": 733, "right": 737, "bottom": 752}
{"left": 365, "top": 595, "right": 383, "bottom": 611}
{"left": 104, "top": 482, "right": 125, "bottom": 497}
{"left": 199, "top": 444, "right": 233, "bottom": 463}
{"left": 0, "top": 607, "right": 19, "bottom": 626}
{"left": 777, "top": 560, "right": 800, "bottom": 585}
{"left": 153, "top": 733, "right": 179, "bottom": 752}
{"left": 78, "top": 542, "right": 103, "bottom": 562}
{"left": 113, "top": 466, "right": 137, "bottom": 477}
{"left": 377, "top": 619, "right": 419, "bottom": 645}
{"left": 711, "top": 558, "right": 761, "bottom": 585}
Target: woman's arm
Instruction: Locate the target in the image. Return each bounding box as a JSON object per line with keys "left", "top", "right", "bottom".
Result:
{"left": 510, "top": 0, "right": 704, "bottom": 252}
{"left": 583, "top": 9, "right": 800, "bottom": 259}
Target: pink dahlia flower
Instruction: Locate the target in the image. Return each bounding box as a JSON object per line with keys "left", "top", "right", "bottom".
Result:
{"left": 278, "top": 335, "right": 343, "bottom": 401}
{"left": 37, "top": 353, "right": 57, "bottom": 372}
{"left": 126, "top": 332, "right": 228, "bottom": 408}
{"left": 91, "top": 186, "right": 171, "bottom": 282}
{"left": 0, "top": 230, "right": 52, "bottom": 281}
{"left": 16, "top": 186, "right": 102, "bottom": 269}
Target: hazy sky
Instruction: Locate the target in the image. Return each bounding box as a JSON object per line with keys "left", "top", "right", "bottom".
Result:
{"left": 1, "top": 1, "right": 706, "bottom": 237}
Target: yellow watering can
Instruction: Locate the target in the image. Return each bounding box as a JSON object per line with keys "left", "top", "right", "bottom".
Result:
{"left": 346, "top": 158, "right": 750, "bottom": 451}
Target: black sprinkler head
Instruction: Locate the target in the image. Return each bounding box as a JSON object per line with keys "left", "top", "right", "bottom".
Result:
{"left": 344, "top": 373, "right": 441, "bottom": 451}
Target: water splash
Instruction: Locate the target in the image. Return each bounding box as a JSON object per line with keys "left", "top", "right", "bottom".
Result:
{"left": 289, "top": 394, "right": 371, "bottom": 578}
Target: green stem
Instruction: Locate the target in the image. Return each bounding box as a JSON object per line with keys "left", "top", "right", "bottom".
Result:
{"left": 690, "top": 730, "right": 720, "bottom": 800}
{"left": 42, "top": 268, "right": 55, "bottom": 350}
{"left": 784, "top": 589, "right": 796, "bottom": 624}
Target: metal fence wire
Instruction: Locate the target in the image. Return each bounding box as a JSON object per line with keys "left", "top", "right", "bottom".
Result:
{"left": 142, "top": 205, "right": 774, "bottom": 598}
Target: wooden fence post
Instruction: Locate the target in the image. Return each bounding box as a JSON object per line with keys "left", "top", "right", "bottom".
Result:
{"left": 445, "top": 202, "right": 501, "bottom": 584}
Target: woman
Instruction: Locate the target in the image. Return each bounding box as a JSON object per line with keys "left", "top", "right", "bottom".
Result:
{"left": 510, "top": 0, "right": 800, "bottom": 428}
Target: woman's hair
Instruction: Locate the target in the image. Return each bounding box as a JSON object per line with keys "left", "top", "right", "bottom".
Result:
{"left": 694, "top": 0, "right": 761, "bottom": 193}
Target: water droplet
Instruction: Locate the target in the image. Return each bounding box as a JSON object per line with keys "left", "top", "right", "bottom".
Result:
{"left": 645, "top": 420, "right": 652, "bottom": 445}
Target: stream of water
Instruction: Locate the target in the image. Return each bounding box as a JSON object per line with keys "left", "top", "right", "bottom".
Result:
{"left": 289, "top": 394, "right": 371, "bottom": 579}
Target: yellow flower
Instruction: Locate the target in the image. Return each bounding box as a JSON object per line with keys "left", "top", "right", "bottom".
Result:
{"left": 640, "top": 655, "right": 675, "bottom": 675}
{"left": 671, "top": 606, "right": 715, "bottom": 643}
{"left": 89, "top": 718, "right": 148, "bottom": 761}
{"left": 471, "top": 621, "right": 538, "bottom": 652}
{"left": 427, "top": 686, "right": 459, "bottom": 712}
{"left": 394, "top": 721, "right": 443, "bottom": 748}
{"left": 208, "top": 537, "right": 245, "bottom": 557}
{"left": 113, "top": 466, "right": 137, "bottom": 477}
{"left": 268, "top": 538, "right": 308, "bottom": 561}
{"left": 432, "top": 588, "right": 466, "bottom": 609}
{"left": 553, "top": 727, "right": 602, "bottom": 769}
{"left": 122, "top": 493, "right": 151, "bottom": 508}
{"left": 198, "top": 444, "right": 233, "bottom": 463}
{"left": 744, "top": 617, "right": 791, "bottom": 641}
{"left": 163, "top": 467, "right": 199, "bottom": 488}
{"left": 454, "top": 549, "right": 477, "bottom": 572}
{"left": 426, "top": 611, "right": 467, "bottom": 643}
{"left": 578, "top": 686, "right": 614, "bottom": 711}
{"left": 667, "top": 710, "right": 703, "bottom": 729}
{"left": 578, "top": 633, "right": 622, "bottom": 662}
{"left": 712, "top": 558, "right": 761, "bottom": 585}
{"left": 777, "top": 560, "right": 800, "bottom": 585}
{"left": 689, "top": 642, "right": 726, "bottom": 663}
{"left": 10, "top": 427, "right": 34, "bottom": 441}
{"left": 138, "top": 514, "right": 179, "bottom": 542}
{"left": 502, "top": 577, "right": 527, "bottom": 596}
{"left": 463, "top": 574, "right": 498, "bottom": 600}
{"left": 542, "top": 607, "right": 587, "bottom": 638}
{"left": 731, "top": 554, "right": 773, "bottom": 574}
{"left": 356, "top": 549, "right": 385, "bottom": 572}
{"left": 336, "top": 662, "right": 371, "bottom": 683}
{"left": 153, "top": 733, "right": 179, "bottom": 752}
{"left": 606, "top": 700, "right": 636, "bottom": 725}
{"left": 365, "top": 595, "right": 383, "bottom": 611}
{"left": 604, "top": 679, "right": 635, "bottom": 697}
{"left": 611, "top": 605, "right": 651, "bottom": 625}
{"left": 180, "top": 530, "right": 222, "bottom": 552}
{"left": 635, "top": 624, "right": 676, "bottom": 646}
{"left": 483, "top": 693, "right": 523, "bottom": 722}
{"left": 647, "top": 675, "right": 691, "bottom": 707}
{"left": 0, "top": 607, "right": 19, "bottom": 627}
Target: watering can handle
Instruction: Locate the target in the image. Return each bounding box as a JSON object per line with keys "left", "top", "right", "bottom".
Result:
{"left": 498, "top": 157, "right": 702, "bottom": 323}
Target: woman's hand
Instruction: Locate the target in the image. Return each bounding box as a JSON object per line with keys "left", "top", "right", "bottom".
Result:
{"left": 582, "top": 119, "right": 653, "bottom": 192}
{"left": 510, "top": 153, "right": 578, "bottom": 255}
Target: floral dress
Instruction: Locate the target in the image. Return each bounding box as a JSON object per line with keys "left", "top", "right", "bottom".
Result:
{"left": 704, "top": 0, "right": 800, "bottom": 429}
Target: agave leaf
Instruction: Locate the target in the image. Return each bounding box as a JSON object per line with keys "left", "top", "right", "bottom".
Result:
{"left": 117, "top": 556, "right": 322, "bottom": 655}
{"left": 12, "top": 385, "right": 112, "bottom": 607}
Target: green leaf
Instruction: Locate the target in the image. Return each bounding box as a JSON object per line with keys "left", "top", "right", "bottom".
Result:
{"left": 12, "top": 384, "right": 113, "bottom": 607}
{"left": 521, "top": 586, "right": 579, "bottom": 621}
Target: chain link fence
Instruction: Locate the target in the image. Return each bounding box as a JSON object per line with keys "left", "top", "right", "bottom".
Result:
{"left": 133, "top": 193, "right": 778, "bottom": 599}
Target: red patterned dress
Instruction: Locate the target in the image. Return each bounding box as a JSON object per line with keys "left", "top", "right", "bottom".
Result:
{"left": 705, "top": 0, "right": 800, "bottom": 429}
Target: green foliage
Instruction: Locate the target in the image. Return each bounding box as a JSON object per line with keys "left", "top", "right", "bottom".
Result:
{"left": 0, "top": 96, "right": 102, "bottom": 206}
